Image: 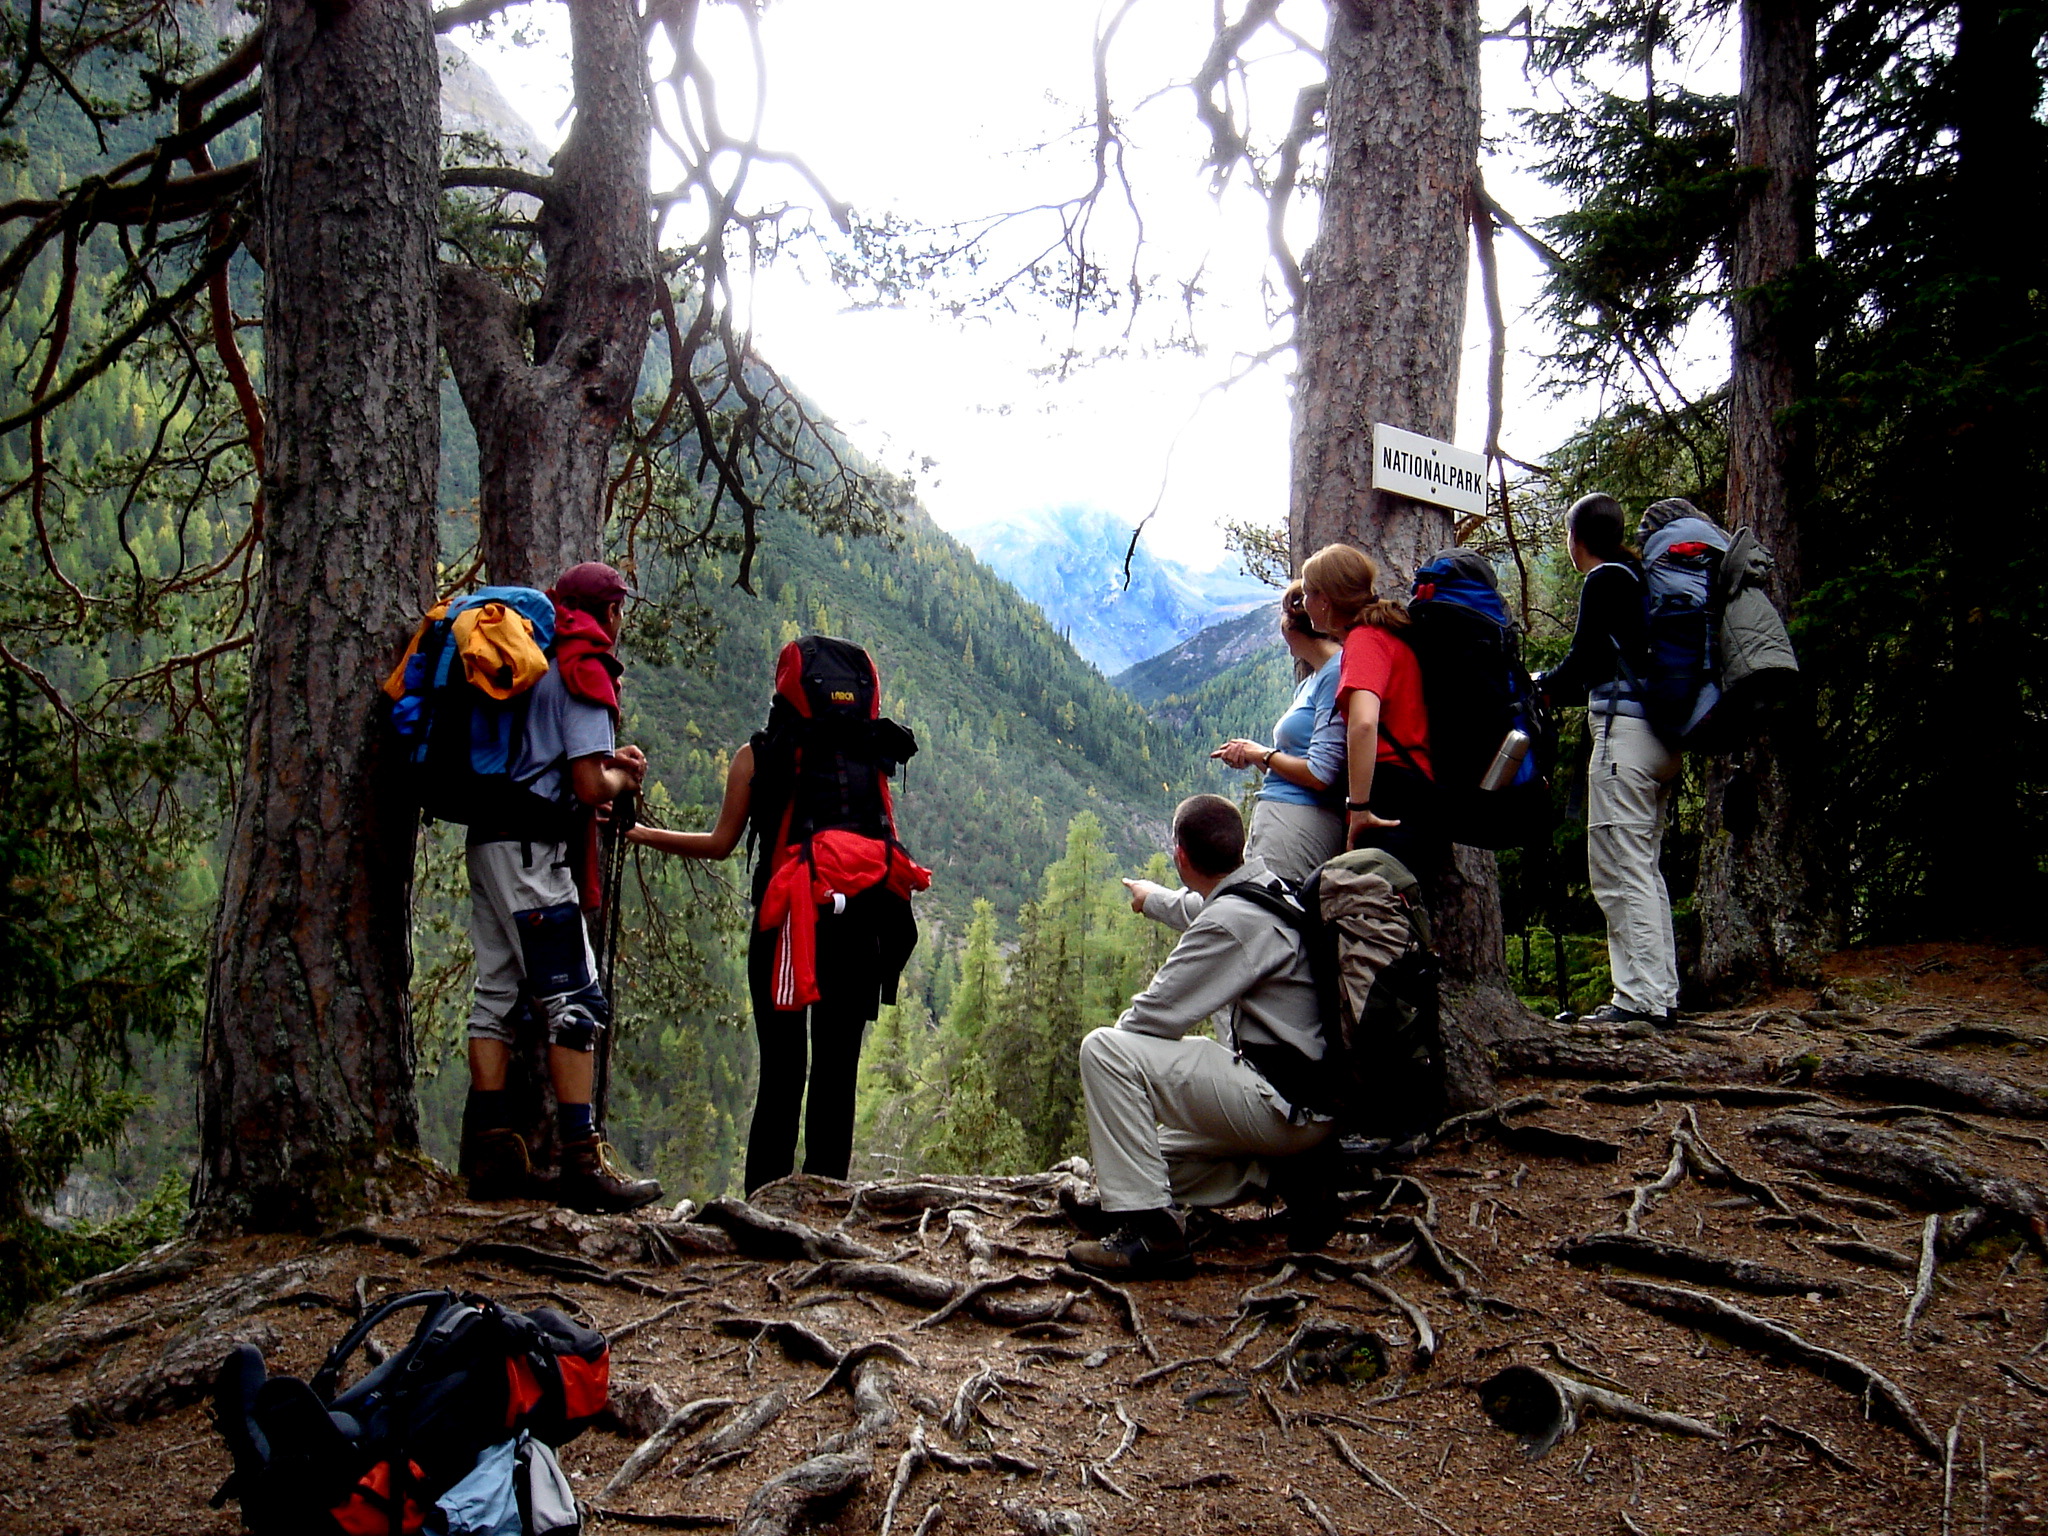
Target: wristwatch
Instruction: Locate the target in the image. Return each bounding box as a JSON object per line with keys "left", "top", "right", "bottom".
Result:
{"left": 1346, "top": 799, "right": 1373, "bottom": 813}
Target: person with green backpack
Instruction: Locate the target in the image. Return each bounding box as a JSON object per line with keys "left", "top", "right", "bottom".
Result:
{"left": 1537, "top": 494, "right": 1681, "bottom": 1026}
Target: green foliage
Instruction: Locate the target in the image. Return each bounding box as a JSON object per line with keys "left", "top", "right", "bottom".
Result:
{"left": 0, "top": 676, "right": 205, "bottom": 1321}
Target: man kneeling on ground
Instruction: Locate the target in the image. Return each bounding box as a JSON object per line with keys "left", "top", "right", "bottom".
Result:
{"left": 1068, "top": 794, "right": 1334, "bottom": 1279}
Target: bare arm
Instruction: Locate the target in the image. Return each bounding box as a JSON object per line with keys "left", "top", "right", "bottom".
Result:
{"left": 570, "top": 743, "right": 646, "bottom": 807}
{"left": 1211, "top": 737, "right": 1330, "bottom": 793}
{"left": 1343, "top": 690, "right": 1400, "bottom": 840}
{"left": 628, "top": 742, "right": 753, "bottom": 860}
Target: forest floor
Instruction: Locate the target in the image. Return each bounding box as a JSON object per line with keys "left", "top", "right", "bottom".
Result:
{"left": 3, "top": 941, "right": 2046, "bottom": 1536}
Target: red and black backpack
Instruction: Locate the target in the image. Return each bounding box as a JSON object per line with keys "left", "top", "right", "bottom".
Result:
{"left": 212, "top": 1290, "right": 608, "bottom": 1536}
{"left": 747, "top": 635, "right": 919, "bottom": 895}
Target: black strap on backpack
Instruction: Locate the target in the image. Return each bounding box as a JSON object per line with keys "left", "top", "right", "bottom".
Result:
{"left": 1211, "top": 880, "right": 1335, "bottom": 1117}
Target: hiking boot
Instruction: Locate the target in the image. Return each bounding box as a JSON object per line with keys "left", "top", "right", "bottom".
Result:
{"left": 1270, "top": 1140, "right": 1344, "bottom": 1252}
{"left": 467, "top": 1127, "right": 549, "bottom": 1201}
{"left": 1058, "top": 1184, "right": 1121, "bottom": 1238}
{"left": 1574, "top": 1003, "right": 1656, "bottom": 1026}
{"left": 558, "top": 1133, "right": 663, "bottom": 1215}
{"left": 1065, "top": 1209, "right": 1192, "bottom": 1280}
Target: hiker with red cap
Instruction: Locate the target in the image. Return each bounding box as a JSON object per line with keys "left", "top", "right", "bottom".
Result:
{"left": 450, "top": 560, "right": 663, "bottom": 1214}
{"left": 629, "top": 635, "right": 929, "bottom": 1193}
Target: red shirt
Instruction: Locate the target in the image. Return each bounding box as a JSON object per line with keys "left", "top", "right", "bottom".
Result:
{"left": 1335, "top": 625, "right": 1432, "bottom": 780}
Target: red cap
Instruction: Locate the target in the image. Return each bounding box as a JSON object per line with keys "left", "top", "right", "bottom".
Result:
{"left": 550, "top": 561, "right": 634, "bottom": 604}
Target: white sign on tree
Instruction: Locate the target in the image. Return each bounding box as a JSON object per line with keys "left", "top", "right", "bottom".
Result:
{"left": 1371, "top": 423, "right": 1488, "bottom": 517}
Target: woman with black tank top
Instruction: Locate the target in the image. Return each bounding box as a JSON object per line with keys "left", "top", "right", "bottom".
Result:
{"left": 1539, "top": 494, "right": 1680, "bottom": 1025}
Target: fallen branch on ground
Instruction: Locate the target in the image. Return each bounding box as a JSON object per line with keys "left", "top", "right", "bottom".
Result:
{"left": 1475, "top": 1365, "right": 1723, "bottom": 1457}
{"left": 1758, "top": 1415, "right": 1866, "bottom": 1474}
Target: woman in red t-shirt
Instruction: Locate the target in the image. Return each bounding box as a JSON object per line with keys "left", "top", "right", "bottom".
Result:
{"left": 1299, "top": 543, "right": 1447, "bottom": 881}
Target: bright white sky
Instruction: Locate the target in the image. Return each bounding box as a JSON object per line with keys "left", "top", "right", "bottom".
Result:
{"left": 461, "top": 1, "right": 1735, "bottom": 573}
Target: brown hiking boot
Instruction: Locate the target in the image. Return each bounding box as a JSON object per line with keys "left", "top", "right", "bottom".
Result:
{"left": 1065, "top": 1208, "right": 1192, "bottom": 1280}
{"left": 558, "top": 1133, "right": 663, "bottom": 1215}
{"left": 467, "top": 1126, "right": 547, "bottom": 1202}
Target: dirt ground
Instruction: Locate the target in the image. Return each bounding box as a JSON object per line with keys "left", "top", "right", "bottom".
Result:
{"left": 4, "top": 942, "right": 2046, "bottom": 1536}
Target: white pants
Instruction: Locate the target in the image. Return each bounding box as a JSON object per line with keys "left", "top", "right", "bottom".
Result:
{"left": 1586, "top": 714, "right": 1680, "bottom": 1015}
{"left": 1079, "top": 1028, "right": 1333, "bottom": 1212}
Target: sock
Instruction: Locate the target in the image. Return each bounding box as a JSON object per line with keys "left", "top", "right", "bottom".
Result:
{"left": 558, "top": 1101, "right": 595, "bottom": 1141}
{"left": 466, "top": 1087, "right": 512, "bottom": 1132}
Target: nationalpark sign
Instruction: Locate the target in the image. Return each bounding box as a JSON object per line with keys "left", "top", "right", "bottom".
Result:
{"left": 1371, "top": 423, "right": 1488, "bottom": 517}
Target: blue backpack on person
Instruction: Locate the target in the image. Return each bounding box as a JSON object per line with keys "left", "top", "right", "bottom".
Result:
{"left": 383, "top": 586, "right": 561, "bottom": 832}
{"left": 1403, "top": 549, "right": 1555, "bottom": 850}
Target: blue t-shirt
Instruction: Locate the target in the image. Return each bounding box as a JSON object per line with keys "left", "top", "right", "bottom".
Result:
{"left": 512, "top": 667, "right": 616, "bottom": 806}
{"left": 1259, "top": 654, "right": 1344, "bottom": 810}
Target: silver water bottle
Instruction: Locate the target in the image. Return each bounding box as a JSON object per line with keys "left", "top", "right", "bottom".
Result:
{"left": 1478, "top": 729, "right": 1532, "bottom": 791}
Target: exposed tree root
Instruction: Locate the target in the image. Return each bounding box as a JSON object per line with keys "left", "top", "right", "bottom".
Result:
{"left": 697, "top": 1200, "right": 884, "bottom": 1262}
{"left": 1475, "top": 1364, "right": 1724, "bottom": 1457}
{"left": 1050, "top": 1267, "right": 1159, "bottom": 1362}
{"left": 712, "top": 1316, "right": 842, "bottom": 1368}
{"left": 583, "top": 1509, "right": 735, "bottom": 1529}
{"left": 1747, "top": 1113, "right": 2048, "bottom": 1248}
{"left": 1299, "top": 1256, "right": 1437, "bottom": 1368}
{"left": 667, "top": 1392, "right": 792, "bottom": 1483}
{"left": 600, "top": 1394, "right": 747, "bottom": 1498}
{"left": 1810, "top": 1053, "right": 2048, "bottom": 1120}
{"left": 1997, "top": 1361, "right": 2048, "bottom": 1397}
{"left": 941, "top": 1362, "right": 1036, "bottom": 1443}
{"left": 1496, "top": 1035, "right": 1766, "bottom": 1086}
{"left": 1556, "top": 1233, "right": 1840, "bottom": 1297}
{"left": 1903, "top": 1214, "right": 1941, "bottom": 1341}
{"left": 806, "top": 1340, "right": 922, "bottom": 1401}
{"left": 1813, "top": 1238, "right": 1918, "bottom": 1272}
{"left": 1581, "top": 1082, "right": 1821, "bottom": 1109}
{"left": 1000, "top": 1500, "right": 1091, "bottom": 1536}
{"left": 1288, "top": 1487, "right": 1342, "bottom": 1536}
{"left": 731, "top": 1448, "right": 871, "bottom": 1536}
{"left": 1318, "top": 1425, "right": 1461, "bottom": 1536}
{"left": 1599, "top": 1279, "right": 1941, "bottom": 1457}
{"left": 58, "top": 1243, "right": 219, "bottom": 1307}
{"left": 1759, "top": 1414, "right": 1866, "bottom": 1474}
{"left": 1784, "top": 1180, "right": 1903, "bottom": 1221}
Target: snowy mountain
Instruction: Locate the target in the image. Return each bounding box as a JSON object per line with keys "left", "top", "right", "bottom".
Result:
{"left": 955, "top": 506, "right": 1274, "bottom": 675}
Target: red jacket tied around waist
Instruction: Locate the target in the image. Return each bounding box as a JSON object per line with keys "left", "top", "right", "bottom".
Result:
{"left": 757, "top": 829, "right": 932, "bottom": 1009}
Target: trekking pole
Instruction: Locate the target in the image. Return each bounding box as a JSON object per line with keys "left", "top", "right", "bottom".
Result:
{"left": 592, "top": 790, "right": 636, "bottom": 1129}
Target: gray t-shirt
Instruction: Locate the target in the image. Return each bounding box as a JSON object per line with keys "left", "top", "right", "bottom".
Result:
{"left": 513, "top": 667, "right": 615, "bottom": 805}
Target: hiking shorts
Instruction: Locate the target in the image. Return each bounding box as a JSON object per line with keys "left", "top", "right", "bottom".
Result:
{"left": 465, "top": 840, "right": 609, "bottom": 1051}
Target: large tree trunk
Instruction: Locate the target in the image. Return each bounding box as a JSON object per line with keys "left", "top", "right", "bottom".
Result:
{"left": 438, "top": 0, "right": 657, "bottom": 1165}
{"left": 195, "top": 0, "right": 441, "bottom": 1230}
{"left": 1695, "top": 0, "right": 1839, "bottom": 998}
{"left": 440, "top": 0, "right": 656, "bottom": 587}
{"left": 1923, "top": 0, "right": 2044, "bottom": 933}
{"left": 1292, "top": 0, "right": 1522, "bottom": 1105}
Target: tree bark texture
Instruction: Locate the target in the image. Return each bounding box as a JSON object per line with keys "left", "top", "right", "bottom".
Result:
{"left": 1289, "top": 0, "right": 1478, "bottom": 586}
{"left": 1291, "top": 0, "right": 1524, "bottom": 1100}
{"left": 439, "top": 0, "right": 656, "bottom": 587}
{"left": 196, "top": 0, "right": 441, "bottom": 1230}
{"left": 1696, "top": 0, "right": 1838, "bottom": 997}
{"left": 1925, "top": 0, "right": 2045, "bottom": 931}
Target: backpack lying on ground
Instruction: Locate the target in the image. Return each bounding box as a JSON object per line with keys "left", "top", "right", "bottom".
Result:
{"left": 1404, "top": 550, "right": 1555, "bottom": 850}
{"left": 212, "top": 1289, "right": 607, "bottom": 1536}
{"left": 1633, "top": 499, "right": 1800, "bottom": 750}
{"left": 382, "top": 587, "right": 561, "bottom": 834}
{"left": 1217, "top": 847, "right": 1446, "bottom": 1141}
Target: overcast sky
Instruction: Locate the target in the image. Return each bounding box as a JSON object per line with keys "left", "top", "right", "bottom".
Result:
{"left": 461, "top": 2, "right": 1735, "bottom": 573}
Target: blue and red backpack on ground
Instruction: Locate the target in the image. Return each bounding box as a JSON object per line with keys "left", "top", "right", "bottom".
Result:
{"left": 1404, "top": 549, "right": 1555, "bottom": 851}
{"left": 212, "top": 1289, "right": 607, "bottom": 1536}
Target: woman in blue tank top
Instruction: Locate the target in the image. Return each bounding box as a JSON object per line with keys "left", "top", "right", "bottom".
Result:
{"left": 1124, "top": 583, "right": 1346, "bottom": 927}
